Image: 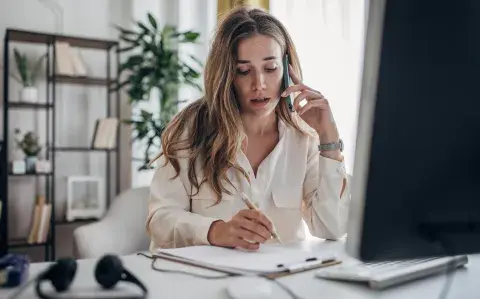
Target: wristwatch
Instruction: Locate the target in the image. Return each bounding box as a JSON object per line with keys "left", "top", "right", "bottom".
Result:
{"left": 318, "top": 139, "right": 344, "bottom": 152}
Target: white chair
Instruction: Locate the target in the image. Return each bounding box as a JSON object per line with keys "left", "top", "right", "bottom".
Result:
{"left": 72, "top": 186, "right": 151, "bottom": 259}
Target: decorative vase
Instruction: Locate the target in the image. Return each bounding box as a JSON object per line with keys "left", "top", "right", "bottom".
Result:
{"left": 25, "top": 155, "right": 38, "bottom": 173}
{"left": 20, "top": 86, "right": 38, "bottom": 103}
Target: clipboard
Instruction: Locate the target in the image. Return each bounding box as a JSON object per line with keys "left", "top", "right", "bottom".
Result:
{"left": 152, "top": 251, "right": 342, "bottom": 279}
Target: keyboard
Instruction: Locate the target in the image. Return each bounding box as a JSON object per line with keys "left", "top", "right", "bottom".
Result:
{"left": 315, "top": 255, "right": 468, "bottom": 290}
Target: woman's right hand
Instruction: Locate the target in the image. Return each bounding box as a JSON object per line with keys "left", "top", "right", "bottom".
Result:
{"left": 207, "top": 209, "right": 274, "bottom": 250}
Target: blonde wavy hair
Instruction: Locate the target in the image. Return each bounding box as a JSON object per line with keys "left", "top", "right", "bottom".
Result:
{"left": 151, "top": 6, "right": 309, "bottom": 202}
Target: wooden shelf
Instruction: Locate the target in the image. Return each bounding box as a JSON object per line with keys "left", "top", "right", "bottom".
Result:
{"left": 8, "top": 102, "right": 53, "bottom": 109}
{"left": 51, "top": 75, "right": 113, "bottom": 86}
{"left": 55, "top": 218, "right": 98, "bottom": 225}
{"left": 9, "top": 239, "right": 48, "bottom": 248}
{"left": 52, "top": 146, "right": 117, "bottom": 152}
{"left": 6, "top": 28, "right": 117, "bottom": 50}
{"left": 9, "top": 172, "right": 52, "bottom": 177}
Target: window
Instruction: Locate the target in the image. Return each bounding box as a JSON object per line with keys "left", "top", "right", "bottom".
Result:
{"left": 270, "top": 0, "right": 366, "bottom": 174}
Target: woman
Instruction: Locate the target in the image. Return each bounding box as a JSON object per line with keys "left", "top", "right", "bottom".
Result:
{"left": 146, "top": 6, "right": 351, "bottom": 252}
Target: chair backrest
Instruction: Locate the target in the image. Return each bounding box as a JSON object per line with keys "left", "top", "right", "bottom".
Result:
{"left": 73, "top": 186, "right": 151, "bottom": 259}
{"left": 105, "top": 186, "right": 151, "bottom": 250}
{"left": 106, "top": 186, "right": 150, "bottom": 222}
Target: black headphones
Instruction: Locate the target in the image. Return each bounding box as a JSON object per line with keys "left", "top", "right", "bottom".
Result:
{"left": 33, "top": 254, "right": 148, "bottom": 299}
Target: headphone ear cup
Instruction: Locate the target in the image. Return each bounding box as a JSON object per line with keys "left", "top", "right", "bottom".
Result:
{"left": 43, "top": 257, "right": 77, "bottom": 292}
{"left": 94, "top": 254, "right": 124, "bottom": 289}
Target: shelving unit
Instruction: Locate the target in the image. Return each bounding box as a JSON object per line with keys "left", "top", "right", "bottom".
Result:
{"left": 1, "top": 28, "right": 121, "bottom": 261}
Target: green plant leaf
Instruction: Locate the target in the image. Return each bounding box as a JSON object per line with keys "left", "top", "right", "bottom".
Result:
{"left": 126, "top": 54, "right": 144, "bottom": 65}
{"left": 113, "top": 24, "right": 137, "bottom": 36}
{"left": 31, "top": 53, "right": 46, "bottom": 85}
{"left": 110, "top": 79, "right": 130, "bottom": 92}
{"left": 13, "top": 48, "right": 29, "bottom": 86}
{"left": 147, "top": 13, "right": 157, "bottom": 29}
{"left": 188, "top": 54, "right": 204, "bottom": 67}
{"left": 117, "top": 45, "right": 137, "bottom": 53}
{"left": 140, "top": 109, "right": 153, "bottom": 121}
{"left": 137, "top": 21, "right": 151, "bottom": 34}
{"left": 184, "top": 77, "right": 203, "bottom": 91}
{"left": 113, "top": 14, "right": 204, "bottom": 170}
{"left": 143, "top": 40, "right": 158, "bottom": 54}
{"left": 119, "top": 35, "right": 140, "bottom": 45}
{"left": 122, "top": 119, "right": 138, "bottom": 125}
{"left": 183, "top": 31, "right": 200, "bottom": 42}
{"left": 9, "top": 72, "right": 23, "bottom": 85}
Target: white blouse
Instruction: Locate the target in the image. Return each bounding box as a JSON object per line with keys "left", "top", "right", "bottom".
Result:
{"left": 146, "top": 119, "right": 352, "bottom": 252}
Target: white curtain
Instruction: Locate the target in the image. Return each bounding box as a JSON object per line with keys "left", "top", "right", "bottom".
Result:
{"left": 270, "top": 0, "right": 366, "bottom": 174}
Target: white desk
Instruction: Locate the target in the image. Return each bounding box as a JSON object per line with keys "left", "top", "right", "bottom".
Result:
{"left": 2, "top": 239, "right": 479, "bottom": 299}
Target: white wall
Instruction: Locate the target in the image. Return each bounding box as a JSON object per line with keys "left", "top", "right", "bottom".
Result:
{"left": 0, "top": 0, "right": 132, "bottom": 261}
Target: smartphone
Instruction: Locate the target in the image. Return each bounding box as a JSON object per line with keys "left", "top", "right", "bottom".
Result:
{"left": 282, "top": 54, "right": 295, "bottom": 112}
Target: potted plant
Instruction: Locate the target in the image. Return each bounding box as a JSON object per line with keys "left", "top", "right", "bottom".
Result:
{"left": 112, "top": 13, "right": 204, "bottom": 170}
{"left": 11, "top": 48, "right": 45, "bottom": 103}
{"left": 14, "top": 128, "right": 42, "bottom": 173}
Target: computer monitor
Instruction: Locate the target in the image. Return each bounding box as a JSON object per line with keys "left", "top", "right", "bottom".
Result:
{"left": 346, "top": 0, "right": 480, "bottom": 262}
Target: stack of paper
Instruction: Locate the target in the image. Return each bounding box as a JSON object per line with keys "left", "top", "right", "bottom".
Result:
{"left": 156, "top": 243, "right": 337, "bottom": 275}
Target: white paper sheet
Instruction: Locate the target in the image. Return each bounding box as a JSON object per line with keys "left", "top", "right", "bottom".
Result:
{"left": 156, "top": 243, "right": 335, "bottom": 274}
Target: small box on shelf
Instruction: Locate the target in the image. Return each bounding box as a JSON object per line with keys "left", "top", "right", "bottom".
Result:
{"left": 9, "top": 159, "right": 51, "bottom": 175}
{"left": 35, "top": 159, "right": 51, "bottom": 173}
{"left": 66, "top": 176, "right": 106, "bottom": 222}
{"left": 11, "top": 160, "right": 26, "bottom": 174}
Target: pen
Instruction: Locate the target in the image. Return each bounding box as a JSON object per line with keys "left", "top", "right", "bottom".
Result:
{"left": 239, "top": 192, "right": 282, "bottom": 244}
{"left": 276, "top": 255, "right": 338, "bottom": 272}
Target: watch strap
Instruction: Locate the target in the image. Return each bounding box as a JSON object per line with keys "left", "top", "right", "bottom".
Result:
{"left": 318, "top": 139, "right": 343, "bottom": 152}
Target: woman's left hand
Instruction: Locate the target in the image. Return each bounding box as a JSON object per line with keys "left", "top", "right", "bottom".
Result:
{"left": 281, "top": 65, "right": 340, "bottom": 144}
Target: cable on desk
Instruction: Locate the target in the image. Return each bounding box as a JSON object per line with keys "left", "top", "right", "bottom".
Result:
{"left": 418, "top": 223, "right": 459, "bottom": 299}
{"left": 438, "top": 258, "right": 456, "bottom": 299}
{"left": 137, "top": 252, "right": 231, "bottom": 279}
{"left": 436, "top": 237, "right": 457, "bottom": 299}
{"left": 136, "top": 252, "right": 303, "bottom": 299}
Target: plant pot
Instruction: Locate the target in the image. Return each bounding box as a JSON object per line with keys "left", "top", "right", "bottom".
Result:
{"left": 20, "top": 86, "right": 38, "bottom": 103}
{"left": 25, "top": 156, "right": 38, "bottom": 173}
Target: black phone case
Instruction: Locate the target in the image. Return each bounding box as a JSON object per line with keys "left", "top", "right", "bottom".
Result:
{"left": 282, "top": 55, "right": 294, "bottom": 112}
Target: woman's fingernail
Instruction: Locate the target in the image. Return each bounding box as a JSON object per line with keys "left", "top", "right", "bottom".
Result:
{"left": 281, "top": 91, "right": 286, "bottom": 97}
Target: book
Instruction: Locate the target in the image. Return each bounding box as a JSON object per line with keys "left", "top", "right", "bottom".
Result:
{"left": 55, "top": 42, "right": 75, "bottom": 76}
{"left": 91, "top": 118, "right": 119, "bottom": 149}
{"left": 36, "top": 203, "right": 51, "bottom": 243}
{"left": 54, "top": 41, "right": 88, "bottom": 77}
{"left": 27, "top": 196, "right": 45, "bottom": 244}
{"left": 70, "top": 48, "right": 87, "bottom": 76}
